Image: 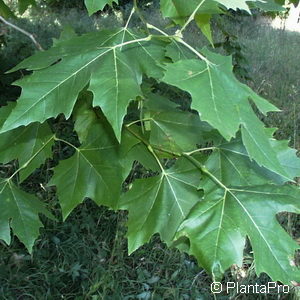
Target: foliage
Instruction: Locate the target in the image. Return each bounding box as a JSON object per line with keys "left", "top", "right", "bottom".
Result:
{"left": 0, "top": 0, "right": 35, "bottom": 18}
{"left": 0, "top": 0, "right": 300, "bottom": 286}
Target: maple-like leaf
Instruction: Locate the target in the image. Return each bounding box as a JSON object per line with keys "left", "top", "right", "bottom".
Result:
{"left": 49, "top": 100, "right": 134, "bottom": 219}
{"left": 160, "top": 0, "right": 221, "bottom": 26}
{"left": 162, "top": 49, "right": 292, "bottom": 181}
{"left": 265, "top": 128, "right": 300, "bottom": 180}
{"left": 0, "top": 180, "right": 53, "bottom": 252}
{"left": 175, "top": 156, "right": 300, "bottom": 285}
{"left": 88, "top": 48, "right": 142, "bottom": 140}
{"left": 119, "top": 157, "right": 201, "bottom": 253}
{"left": 0, "top": 102, "right": 55, "bottom": 181}
{"left": 1, "top": 29, "right": 165, "bottom": 141}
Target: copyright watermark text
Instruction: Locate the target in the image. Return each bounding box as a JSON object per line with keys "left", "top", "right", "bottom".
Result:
{"left": 211, "top": 281, "right": 290, "bottom": 294}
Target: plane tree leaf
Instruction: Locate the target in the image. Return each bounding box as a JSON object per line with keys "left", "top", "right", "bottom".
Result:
{"left": 207, "top": 140, "right": 283, "bottom": 186}
{"left": 213, "top": 137, "right": 300, "bottom": 186}
{"left": 0, "top": 102, "right": 55, "bottom": 182}
{"left": 162, "top": 49, "right": 291, "bottom": 181}
{"left": 249, "top": 0, "right": 285, "bottom": 11}
{"left": 175, "top": 156, "right": 300, "bottom": 284}
{"left": 119, "top": 157, "right": 202, "bottom": 253}
{"left": 49, "top": 100, "right": 134, "bottom": 219}
{"left": 0, "top": 180, "right": 54, "bottom": 252}
{"left": 125, "top": 142, "right": 161, "bottom": 172}
{"left": 160, "top": 0, "right": 221, "bottom": 26}
{"left": 194, "top": 14, "right": 214, "bottom": 46}
{"left": 265, "top": 128, "right": 300, "bottom": 180}
{"left": 1, "top": 0, "right": 300, "bottom": 286}
{"left": 0, "top": 28, "right": 165, "bottom": 141}
{"left": 88, "top": 48, "right": 142, "bottom": 141}
{"left": 160, "top": 0, "right": 280, "bottom": 23}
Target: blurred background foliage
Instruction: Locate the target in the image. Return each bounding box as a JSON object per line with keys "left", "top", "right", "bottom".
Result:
{"left": 0, "top": 0, "right": 299, "bottom": 299}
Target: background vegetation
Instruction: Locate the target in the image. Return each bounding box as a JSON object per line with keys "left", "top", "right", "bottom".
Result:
{"left": 0, "top": 0, "right": 299, "bottom": 298}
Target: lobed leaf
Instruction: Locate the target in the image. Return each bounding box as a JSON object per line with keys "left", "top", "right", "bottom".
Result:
{"left": 119, "top": 157, "right": 201, "bottom": 253}
{"left": 162, "top": 49, "right": 292, "bottom": 181}
{"left": 50, "top": 100, "right": 134, "bottom": 219}
{"left": 1, "top": 29, "right": 165, "bottom": 141}
{"left": 0, "top": 180, "right": 53, "bottom": 252}
{"left": 0, "top": 103, "right": 54, "bottom": 181}
{"left": 176, "top": 175, "right": 300, "bottom": 284}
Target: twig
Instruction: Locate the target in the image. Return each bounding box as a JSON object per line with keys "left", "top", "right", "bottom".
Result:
{"left": 0, "top": 16, "right": 44, "bottom": 51}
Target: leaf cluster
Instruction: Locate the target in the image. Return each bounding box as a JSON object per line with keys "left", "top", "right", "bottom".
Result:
{"left": 0, "top": 0, "right": 300, "bottom": 286}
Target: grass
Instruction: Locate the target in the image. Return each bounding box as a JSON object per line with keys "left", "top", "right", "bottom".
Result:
{"left": 2, "top": 201, "right": 298, "bottom": 300}
{"left": 0, "top": 5, "right": 300, "bottom": 300}
{"left": 0, "top": 201, "right": 212, "bottom": 299}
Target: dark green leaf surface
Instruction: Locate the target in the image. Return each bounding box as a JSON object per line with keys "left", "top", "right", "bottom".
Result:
{"left": 176, "top": 164, "right": 300, "bottom": 284}
{"left": 120, "top": 157, "right": 201, "bottom": 253}
{"left": 144, "top": 94, "right": 216, "bottom": 154}
{"left": 0, "top": 180, "right": 53, "bottom": 252}
{"left": 84, "top": 0, "right": 118, "bottom": 15}
{"left": 50, "top": 102, "right": 131, "bottom": 219}
{"left": 0, "top": 102, "right": 54, "bottom": 181}
{"left": 1, "top": 29, "right": 165, "bottom": 141}
{"left": 88, "top": 48, "right": 141, "bottom": 141}
{"left": 207, "top": 140, "right": 283, "bottom": 186}
{"left": 1, "top": 0, "right": 299, "bottom": 285}
{"left": 162, "top": 49, "right": 291, "bottom": 181}
{"left": 18, "top": 0, "right": 35, "bottom": 14}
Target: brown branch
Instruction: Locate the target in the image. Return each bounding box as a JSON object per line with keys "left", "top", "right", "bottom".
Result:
{"left": 0, "top": 15, "right": 44, "bottom": 51}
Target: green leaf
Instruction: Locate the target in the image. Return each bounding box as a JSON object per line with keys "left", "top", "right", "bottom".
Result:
{"left": 266, "top": 128, "right": 300, "bottom": 180}
{"left": 0, "top": 180, "right": 53, "bottom": 252}
{"left": 122, "top": 30, "right": 166, "bottom": 80}
{"left": 0, "top": 102, "right": 55, "bottom": 182}
{"left": 162, "top": 49, "right": 291, "bottom": 181}
{"left": 84, "top": 0, "right": 118, "bottom": 15}
{"left": 144, "top": 93, "right": 217, "bottom": 154}
{"left": 52, "top": 25, "right": 77, "bottom": 46}
{"left": 194, "top": 14, "right": 214, "bottom": 46}
{"left": 2, "top": 29, "right": 165, "bottom": 141}
{"left": 0, "top": 0, "right": 15, "bottom": 18}
{"left": 217, "top": 0, "right": 252, "bottom": 12}
{"left": 250, "top": 0, "right": 285, "bottom": 11}
{"left": 50, "top": 101, "right": 130, "bottom": 219}
{"left": 165, "top": 41, "right": 195, "bottom": 62}
{"left": 206, "top": 139, "right": 284, "bottom": 186}
{"left": 18, "top": 0, "right": 35, "bottom": 14}
{"left": 160, "top": 0, "right": 221, "bottom": 26}
{"left": 239, "top": 102, "right": 290, "bottom": 182}
{"left": 125, "top": 142, "right": 161, "bottom": 172}
{"left": 88, "top": 48, "right": 141, "bottom": 141}
{"left": 205, "top": 131, "right": 300, "bottom": 186}
{"left": 160, "top": 0, "right": 282, "bottom": 22}
{"left": 120, "top": 157, "right": 201, "bottom": 253}
{"left": 159, "top": 0, "right": 285, "bottom": 38}
{"left": 176, "top": 158, "right": 300, "bottom": 284}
